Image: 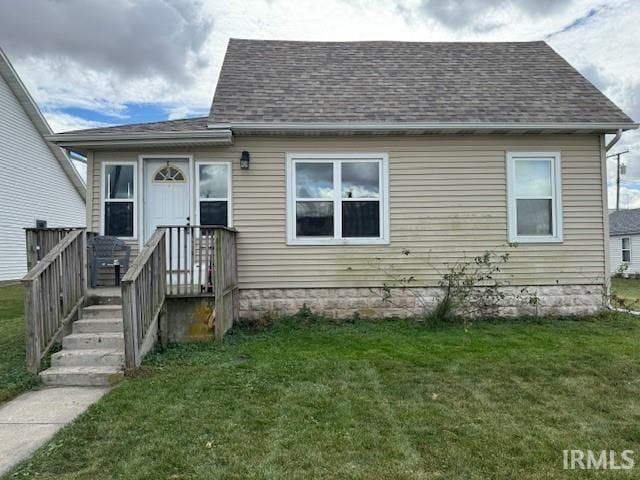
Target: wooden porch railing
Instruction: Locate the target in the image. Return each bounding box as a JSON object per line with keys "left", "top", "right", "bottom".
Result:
{"left": 25, "top": 227, "right": 84, "bottom": 271}
{"left": 121, "top": 228, "right": 167, "bottom": 368}
{"left": 22, "top": 229, "right": 87, "bottom": 373}
{"left": 121, "top": 225, "right": 238, "bottom": 368}
{"left": 163, "top": 225, "right": 239, "bottom": 337}
{"left": 214, "top": 227, "right": 239, "bottom": 340}
{"left": 164, "top": 225, "right": 216, "bottom": 296}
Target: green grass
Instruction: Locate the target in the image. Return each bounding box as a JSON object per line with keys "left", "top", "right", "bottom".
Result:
{"left": 611, "top": 277, "right": 640, "bottom": 307}
{"left": 0, "top": 283, "right": 38, "bottom": 403}
{"left": 7, "top": 313, "right": 640, "bottom": 479}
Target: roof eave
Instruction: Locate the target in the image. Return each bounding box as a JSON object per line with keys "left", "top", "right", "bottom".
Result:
{"left": 207, "top": 121, "right": 639, "bottom": 135}
{"left": 45, "top": 129, "right": 234, "bottom": 151}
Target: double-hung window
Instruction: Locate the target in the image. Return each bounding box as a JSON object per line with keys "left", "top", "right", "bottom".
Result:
{"left": 197, "top": 162, "right": 232, "bottom": 226}
{"left": 102, "top": 162, "right": 136, "bottom": 238}
{"left": 507, "top": 152, "right": 563, "bottom": 243}
{"left": 287, "top": 153, "right": 389, "bottom": 245}
{"left": 622, "top": 237, "right": 631, "bottom": 263}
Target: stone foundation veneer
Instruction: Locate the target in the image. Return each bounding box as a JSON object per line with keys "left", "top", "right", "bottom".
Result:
{"left": 238, "top": 285, "right": 605, "bottom": 320}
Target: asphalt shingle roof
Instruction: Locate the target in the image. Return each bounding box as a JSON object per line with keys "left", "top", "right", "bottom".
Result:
{"left": 59, "top": 117, "right": 209, "bottom": 135}
{"left": 208, "top": 39, "right": 634, "bottom": 125}
{"left": 610, "top": 209, "right": 640, "bottom": 236}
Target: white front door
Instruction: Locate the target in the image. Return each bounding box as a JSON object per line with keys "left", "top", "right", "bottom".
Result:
{"left": 144, "top": 158, "right": 190, "bottom": 241}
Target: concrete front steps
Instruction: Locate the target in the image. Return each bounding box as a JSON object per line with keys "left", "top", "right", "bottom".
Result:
{"left": 39, "top": 291, "right": 126, "bottom": 387}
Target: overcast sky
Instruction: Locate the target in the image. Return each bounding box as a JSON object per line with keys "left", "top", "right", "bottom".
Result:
{"left": 0, "top": 0, "right": 638, "bottom": 207}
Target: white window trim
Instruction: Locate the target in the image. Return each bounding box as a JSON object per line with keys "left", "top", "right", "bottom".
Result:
{"left": 622, "top": 237, "right": 632, "bottom": 262}
{"left": 101, "top": 160, "right": 138, "bottom": 240}
{"left": 506, "top": 151, "right": 563, "bottom": 243}
{"left": 195, "top": 161, "right": 233, "bottom": 227}
{"left": 286, "top": 152, "right": 390, "bottom": 245}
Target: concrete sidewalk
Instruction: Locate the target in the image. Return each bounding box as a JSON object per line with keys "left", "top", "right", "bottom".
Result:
{"left": 0, "top": 387, "right": 109, "bottom": 476}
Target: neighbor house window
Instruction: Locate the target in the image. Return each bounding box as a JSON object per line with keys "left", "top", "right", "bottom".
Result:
{"left": 197, "top": 162, "right": 231, "bottom": 226}
{"left": 622, "top": 237, "right": 631, "bottom": 263}
{"left": 102, "top": 162, "right": 136, "bottom": 238}
{"left": 287, "top": 154, "right": 389, "bottom": 245}
{"left": 507, "top": 152, "right": 563, "bottom": 243}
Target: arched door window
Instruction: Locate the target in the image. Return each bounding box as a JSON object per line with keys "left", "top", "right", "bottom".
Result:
{"left": 153, "top": 165, "right": 186, "bottom": 183}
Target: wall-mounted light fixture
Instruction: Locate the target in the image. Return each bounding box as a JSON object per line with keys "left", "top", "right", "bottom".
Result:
{"left": 240, "top": 150, "right": 250, "bottom": 170}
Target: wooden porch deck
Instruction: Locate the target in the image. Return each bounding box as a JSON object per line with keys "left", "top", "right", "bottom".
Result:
{"left": 22, "top": 226, "right": 238, "bottom": 376}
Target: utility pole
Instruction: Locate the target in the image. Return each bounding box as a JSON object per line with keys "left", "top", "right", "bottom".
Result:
{"left": 606, "top": 149, "right": 629, "bottom": 211}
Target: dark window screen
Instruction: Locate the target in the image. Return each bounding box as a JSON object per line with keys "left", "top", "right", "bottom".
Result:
{"left": 105, "top": 202, "right": 133, "bottom": 237}
{"left": 200, "top": 201, "right": 228, "bottom": 226}
{"left": 342, "top": 201, "right": 380, "bottom": 237}
{"left": 296, "top": 201, "right": 333, "bottom": 236}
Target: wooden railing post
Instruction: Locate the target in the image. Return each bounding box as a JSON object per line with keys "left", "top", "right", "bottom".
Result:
{"left": 80, "top": 229, "right": 87, "bottom": 298}
{"left": 24, "top": 277, "right": 41, "bottom": 374}
{"left": 121, "top": 280, "right": 139, "bottom": 368}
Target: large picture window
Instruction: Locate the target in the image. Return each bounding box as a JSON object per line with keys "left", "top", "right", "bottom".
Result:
{"left": 507, "top": 152, "right": 563, "bottom": 243}
{"left": 197, "top": 162, "right": 231, "bottom": 226}
{"left": 287, "top": 154, "right": 389, "bottom": 245}
{"left": 102, "top": 162, "right": 136, "bottom": 238}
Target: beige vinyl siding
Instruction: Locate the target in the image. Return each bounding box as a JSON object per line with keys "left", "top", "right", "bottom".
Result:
{"left": 91, "top": 134, "right": 606, "bottom": 289}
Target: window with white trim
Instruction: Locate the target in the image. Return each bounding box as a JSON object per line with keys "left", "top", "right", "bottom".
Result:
{"left": 622, "top": 237, "right": 631, "bottom": 263}
{"left": 287, "top": 154, "right": 389, "bottom": 245}
{"left": 197, "top": 162, "right": 231, "bottom": 226}
{"left": 103, "top": 163, "right": 136, "bottom": 238}
{"left": 507, "top": 152, "right": 563, "bottom": 243}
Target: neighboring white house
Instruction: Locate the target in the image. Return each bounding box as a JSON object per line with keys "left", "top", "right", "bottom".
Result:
{"left": 0, "top": 48, "right": 85, "bottom": 282}
{"left": 609, "top": 208, "right": 640, "bottom": 276}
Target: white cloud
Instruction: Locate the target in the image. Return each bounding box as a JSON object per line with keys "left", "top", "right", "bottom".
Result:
{"left": 609, "top": 185, "right": 640, "bottom": 210}
{"left": 44, "top": 112, "right": 110, "bottom": 133}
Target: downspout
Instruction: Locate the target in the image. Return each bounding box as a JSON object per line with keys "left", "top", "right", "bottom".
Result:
{"left": 605, "top": 128, "right": 622, "bottom": 151}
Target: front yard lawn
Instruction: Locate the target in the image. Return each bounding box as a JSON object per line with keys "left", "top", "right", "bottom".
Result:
{"left": 0, "top": 283, "right": 37, "bottom": 403}
{"left": 611, "top": 277, "right": 640, "bottom": 308}
{"left": 8, "top": 314, "right": 640, "bottom": 479}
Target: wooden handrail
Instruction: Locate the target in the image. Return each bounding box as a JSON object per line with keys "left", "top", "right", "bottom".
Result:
{"left": 22, "top": 228, "right": 86, "bottom": 373}
{"left": 122, "top": 228, "right": 166, "bottom": 283}
{"left": 121, "top": 228, "right": 167, "bottom": 368}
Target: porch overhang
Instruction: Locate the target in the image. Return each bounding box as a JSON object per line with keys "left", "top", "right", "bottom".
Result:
{"left": 207, "top": 121, "right": 639, "bottom": 136}
{"left": 45, "top": 129, "right": 233, "bottom": 154}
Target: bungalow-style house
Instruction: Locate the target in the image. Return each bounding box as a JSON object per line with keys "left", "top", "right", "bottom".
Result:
{"left": 32, "top": 40, "right": 637, "bottom": 385}
{"left": 609, "top": 208, "right": 640, "bottom": 275}
{"left": 0, "top": 48, "right": 85, "bottom": 282}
